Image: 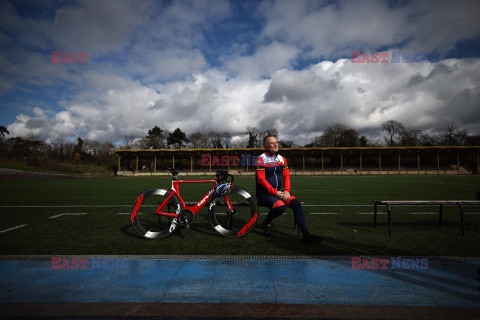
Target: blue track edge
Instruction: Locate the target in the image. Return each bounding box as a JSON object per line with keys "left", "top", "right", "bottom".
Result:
{"left": 1, "top": 256, "right": 479, "bottom": 307}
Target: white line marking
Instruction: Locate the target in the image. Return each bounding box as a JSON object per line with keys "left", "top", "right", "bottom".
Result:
{"left": 293, "top": 190, "right": 348, "bottom": 192}
{"left": 49, "top": 213, "right": 87, "bottom": 219}
{"left": 358, "top": 212, "right": 387, "bottom": 215}
{"left": 410, "top": 212, "right": 437, "bottom": 215}
{"left": 465, "top": 212, "right": 480, "bottom": 215}
{"left": 303, "top": 205, "right": 371, "bottom": 207}
{"left": 0, "top": 224, "right": 27, "bottom": 233}
{"left": 1, "top": 204, "right": 374, "bottom": 208}
{"left": 310, "top": 212, "right": 337, "bottom": 215}
{"left": 0, "top": 205, "right": 130, "bottom": 208}
{"left": 117, "top": 213, "right": 131, "bottom": 215}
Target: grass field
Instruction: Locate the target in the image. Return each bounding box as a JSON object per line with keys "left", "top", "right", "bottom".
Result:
{"left": 1, "top": 174, "right": 479, "bottom": 256}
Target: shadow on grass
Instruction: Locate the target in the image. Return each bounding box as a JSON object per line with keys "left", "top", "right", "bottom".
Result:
{"left": 339, "top": 219, "right": 470, "bottom": 236}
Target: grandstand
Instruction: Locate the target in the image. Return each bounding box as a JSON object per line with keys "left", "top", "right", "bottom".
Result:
{"left": 114, "top": 146, "right": 480, "bottom": 176}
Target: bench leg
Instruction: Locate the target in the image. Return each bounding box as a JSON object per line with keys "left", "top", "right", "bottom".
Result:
{"left": 439, "top": 204, "right": 443, "bottom": 227}
{"left": 386, "top": 204, "right": 392, "bottom": 236}
{"left": 458, "top": 204, "right": 465, "bottom": 236}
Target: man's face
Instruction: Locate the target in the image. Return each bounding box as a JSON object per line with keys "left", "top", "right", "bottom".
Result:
{"left": 264, "top": 137, "right": 279, "bottom": 155}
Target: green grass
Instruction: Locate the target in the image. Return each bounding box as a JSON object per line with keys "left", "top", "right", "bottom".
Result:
{"left": 0, "top": 158, "right": 114, "bottom": 176}
{"left": 0, "top": 175, "right": 479, "bottom": 256}
{"left": 0, "top": 159, "right": 33, "bottom": 171}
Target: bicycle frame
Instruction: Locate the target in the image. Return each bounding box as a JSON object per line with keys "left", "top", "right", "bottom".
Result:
{"left": 154, "top": 178, "right": 234, "bottom": 218}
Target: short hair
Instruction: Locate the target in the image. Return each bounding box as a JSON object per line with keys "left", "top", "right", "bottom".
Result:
{"left": 263, "top": 134, "right": 277, "bottom": 147}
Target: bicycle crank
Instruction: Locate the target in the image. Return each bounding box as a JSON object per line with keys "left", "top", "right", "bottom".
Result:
{"left": 177, "top": 209, "right": 194, "bottom": 232}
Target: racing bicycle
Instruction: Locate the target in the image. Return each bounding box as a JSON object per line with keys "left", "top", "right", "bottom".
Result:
{"left": 130, "top": 169, "right": 258, "bottom": 239}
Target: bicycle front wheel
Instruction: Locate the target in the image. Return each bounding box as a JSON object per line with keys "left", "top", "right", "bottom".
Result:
{"left": 131, "top": 188, "right": 181, "bottom": 239}
{"left": 208, "top": 186, "right": 258, "bottom": 238}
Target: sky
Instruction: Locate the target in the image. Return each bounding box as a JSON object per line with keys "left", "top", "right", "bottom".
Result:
{"left": 1, "top": 0, "right": 479, "bottom": 146}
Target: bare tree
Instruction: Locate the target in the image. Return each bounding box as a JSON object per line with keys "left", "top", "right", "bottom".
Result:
{"left": 279, "top": 140, "right": 294, "bottom": 148}
{"left": 207, "top": 131, "right": 223, "bottom": 148}
{"left": 437, "top": 122, "right": 470, "bottom": 146}
{"left": 381, "top": 120, "right": 405, "bottom": 146}
{"left": 400, "top": 129, "right": 422, "bottom": 146}
{"left": 221, "top": 131, "right": 232, "bottom": 148}
{"left": 245, "top": 126, "right": 259, "bottom": 148}
{"left": 120, "top": 134, "right": 140, "bottom": 149}
{"left": 188, "top": 131, "right": 209, "bottom": 149}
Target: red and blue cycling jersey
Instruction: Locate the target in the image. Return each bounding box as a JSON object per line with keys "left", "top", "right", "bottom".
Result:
{"left": 255, "top": 152, "right": 291, "bottom": 197}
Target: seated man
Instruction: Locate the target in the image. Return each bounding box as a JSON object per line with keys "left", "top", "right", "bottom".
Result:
{"left": 256, "top": 135, "right": 323, "bottom": 243}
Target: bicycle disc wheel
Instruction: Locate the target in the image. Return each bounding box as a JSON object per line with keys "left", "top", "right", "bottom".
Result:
{"left": 208, "top": 186, "right": 258, "bottom": 238}
{"left": 131, "top": 188, "right": 181, "bottom": 239}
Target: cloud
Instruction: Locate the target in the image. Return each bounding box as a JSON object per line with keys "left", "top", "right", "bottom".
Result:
{"left": 259, "top": 0, "right": 480, "bottom": 59}
{"left": 7, "top": 57, "right": 480, "bottom": 145}
{"left": 2, "top": 0, "right": 480, "bottom": 146}
{"left": 261, "top": 58, "right": 480, "bottom": 142}
{"left": 221, "top": 42, "right": 299, "bottom": 79}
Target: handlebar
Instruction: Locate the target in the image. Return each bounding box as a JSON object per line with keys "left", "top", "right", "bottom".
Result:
{"left": 167, "top": 168, "right": 184, "bottom": 180}
{"left": 215, "top": 170, "right": 234, "bottom": 184}
{"left": 166, "top": 168, "right": 234, "bottom": 183}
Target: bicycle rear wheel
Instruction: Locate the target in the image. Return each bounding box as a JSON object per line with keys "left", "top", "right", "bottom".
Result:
{"left": 208, "top": 186, "right": 258, "bottom": 237}
{"left": 131, "top": 188, "right": 181, "bottom": 239}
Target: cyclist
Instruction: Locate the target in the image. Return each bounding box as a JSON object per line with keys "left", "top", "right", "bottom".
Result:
{"left": 256, "top": 134, "right": 323, "bottom": 243}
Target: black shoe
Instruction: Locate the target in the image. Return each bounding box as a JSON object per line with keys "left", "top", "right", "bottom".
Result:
{"left": 262, "top": 220, "right": 272, "bottom": 237}
{"left": 303, "top": 232, "right": 323, "bottom": 243}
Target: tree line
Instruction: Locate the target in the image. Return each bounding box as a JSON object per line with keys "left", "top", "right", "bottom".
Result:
{"left": 0, "top": 121, "right": 478, "bottom": 170}
{"left": 306, "top": 120, "right": 479, "bottom": 147}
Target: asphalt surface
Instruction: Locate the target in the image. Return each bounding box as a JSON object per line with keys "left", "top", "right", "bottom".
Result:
{"left": 1, "top": 255, "right": 479, "bottom": 319}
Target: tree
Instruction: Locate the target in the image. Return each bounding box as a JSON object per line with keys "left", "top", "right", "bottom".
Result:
{"left": 188, "top": 131, "right": 209, "bottom": 148}
{"left": 145, "top": 125, "right": 165, "bottom": 149}
{"left": 120, "top": 134, "right": 140, "bottom": 149}
{"left": 400, "top": 129, "right": 422, "bottom": 146}
{"left": 438, "top": 122, "right": 469, "bottom": 146}
{"left": 74, "top": 137, "right": 84, "bottom": 153}
{"left": 207, "top": 131, "right": 224, "bottom": 148}
{"left": 279, "top": 140, "right": 294, "bottom": 148}
{"left": 221, "top": 131, "right": 232, "bottom": 149}
{"left": 0, "top": 126, "right": 9, "bottom": 139}
{"left": 310, "top": 123, "right": 359, "bottom": 147}
{"left": 167, "top": 128, "right": 189, "bottom": 149}
{"left": 381, "top": 120, "right": 405, "bottom": 146}
{"left": 359, "top": 136, "right": 369, "bottom": 147}
{"left": 245, "top": 127, "right": 259, "bottom": 148}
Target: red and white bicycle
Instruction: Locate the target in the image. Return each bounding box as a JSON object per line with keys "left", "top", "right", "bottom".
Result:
{"left": 131, "top": 169, "right": 258, "bottom": 239}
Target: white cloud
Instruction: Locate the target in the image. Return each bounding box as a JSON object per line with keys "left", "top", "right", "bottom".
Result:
{"left": 7, "top": 57, "right": 480, "bottom": 145}
{"left": 2, "top": 0, "right": 480, "bottom": 146}
{"left": 259, "top": 0, "right": 480, "bottom": 59}
{"left": 222, "top": 42, "right": 299, "bottom": 79}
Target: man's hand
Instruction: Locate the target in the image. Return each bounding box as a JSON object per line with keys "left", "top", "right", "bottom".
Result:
{"left": 276, "top": 191, "right": 284, "bottom": 199}
{"left": 276, "top": 191, "right": 290, "bottom": 201}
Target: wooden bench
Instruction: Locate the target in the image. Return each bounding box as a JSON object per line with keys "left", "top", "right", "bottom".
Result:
{"left": 373, "top": 200, "right": 480, "bottom": 236}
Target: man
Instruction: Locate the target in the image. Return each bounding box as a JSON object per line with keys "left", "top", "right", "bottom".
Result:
{"left": 256, "top": 135, "right": 323, "bottom": 243}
